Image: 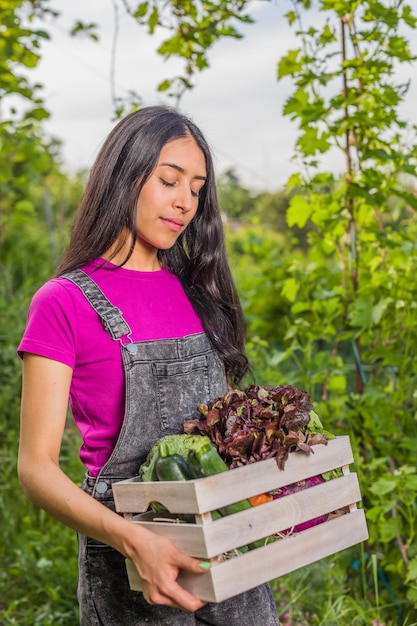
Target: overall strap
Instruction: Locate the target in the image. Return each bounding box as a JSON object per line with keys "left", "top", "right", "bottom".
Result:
{"left": 62, "top": 269, "right": 132, "bottom": 341}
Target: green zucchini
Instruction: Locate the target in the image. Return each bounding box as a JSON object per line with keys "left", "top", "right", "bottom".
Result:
{"left": 155, "top": 453, "right": 193, "bottom": 481}
{"left": 187, "top": 442, "right": 229, "bottom": 477}
{"left": 188, "top": 444, "right": 253, "bottom": 517}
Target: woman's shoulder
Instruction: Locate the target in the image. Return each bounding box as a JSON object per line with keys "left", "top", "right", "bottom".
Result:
{"left": 18, "top": 277, "right": 88, "bottom": 365}
{"left": 30, "top": 275, "right": 88, "bottom": 309}
{"left": 30, "top": 260, "right": 115, "bottom": 303}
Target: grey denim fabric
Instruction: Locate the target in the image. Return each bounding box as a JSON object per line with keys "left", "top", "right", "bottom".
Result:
{"left": 63, "top": 270, "right": 279, "bottom": 626}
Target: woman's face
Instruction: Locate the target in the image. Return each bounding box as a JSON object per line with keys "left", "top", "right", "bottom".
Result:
{"left": 134, "top": 134, "right": 206, "bottom": 260}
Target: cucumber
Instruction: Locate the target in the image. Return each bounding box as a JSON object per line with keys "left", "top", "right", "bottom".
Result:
{"left": 155, "top": 453, "right": 194, "bottom": 481}
{"left": 188, "top": 445, "right": 253, "bottom": 517}
{"left": 187, "top": 443, "right": 229, "bottom": 477}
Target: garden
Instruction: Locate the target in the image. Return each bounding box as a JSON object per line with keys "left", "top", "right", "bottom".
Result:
{"left": 1, "top": 1, "right": 417, "bottom": 624}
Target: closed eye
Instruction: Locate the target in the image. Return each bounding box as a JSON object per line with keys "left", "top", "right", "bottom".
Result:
{"left": 160, "top": 178, "right": 175, "bottom": 188}
{"left": 160, "top": 178, "right": 201, "bottom": 199}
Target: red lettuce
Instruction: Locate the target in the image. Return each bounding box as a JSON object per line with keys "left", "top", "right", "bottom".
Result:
{"left": 184, "top": 384, "right": 329, "bottom": 470}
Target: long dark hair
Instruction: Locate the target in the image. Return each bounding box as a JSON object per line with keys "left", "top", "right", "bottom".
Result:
{"left": 57, "top": 105, "right": 249, "bottom": 384}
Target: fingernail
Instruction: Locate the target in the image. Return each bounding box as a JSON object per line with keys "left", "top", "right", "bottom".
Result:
{"left": 199, "top": 561, "right": 211, "bottom": 570}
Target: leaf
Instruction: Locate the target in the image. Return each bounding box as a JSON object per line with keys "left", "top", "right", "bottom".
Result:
{"left": 327, "top": 374, "right": 346, "bottom": 394}
{"left": 277, "top": 49, "right": 303, "bottom": 79}
{"left": 369, "top": 476, "right": 396, "bottom": 496}
{"left": 406, "top": 557, "right": 417, "bottom": 583}
{"left": 70, "top": 21, "right": 99, "bottom": 41}
{"left": 286, "top": 172, "right": 303, "bottom": 189}
{"left": 157, "top": 79, "right": 172, "bottom": 92}
{"left": 14, "top": 200, "right": 35, "bottom": 215}
{"left": 379, "top": 517, "right": 400, "bottom": 543}
{"left": 406, "top": 585, "right": 417, "bottom": 607}
{"left": 402, "top": 5, "right": 417, "bottom": 28}
{"left": 284, "top": 10, "right": 297, "bottom": 26}
{"left": 133, "top": 2, "right": 149, "bottom": 19}
{"left": 319, "top": 23, "right": 336, "bottom": 45}
{"left": 349, "top": 296, "right": 391, "bottom": 329}
{"left": 283, "top": 88, "right": 309, "bottom": 117}
{"left": 34, "top": 30, "right": 50, "bottom": 40}
{"left": 372, "top": 297, "right": 391, "bottom": 324}
{"left": 287, "top": 195, "right": 312, "bottom": 228}
{"left": 308, "top": 410, "right": 324, "bottom": 431}
{"left": 394, "top": 189, "right": 417, "bottom": 211}
{"left": 349, "top": 296, "right": 374, "bottom": 329}
{"left": 366, "top": 505, "right": 389, "bottom": 522}
{"left": 148, "top": 6, "right": 159, "bottom": 34}
{"left": 296, "top": 127, "right": 331, "bottom": 156}
{"left": 282, "top": 277, "right": 299, "bottom": 303}
{"left": 25, "top": 107, "right": 50, "bottom": 121}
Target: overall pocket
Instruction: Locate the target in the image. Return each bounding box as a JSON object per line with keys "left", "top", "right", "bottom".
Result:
{"left": 153, "top": 355, "right": 210, "bottom": 430}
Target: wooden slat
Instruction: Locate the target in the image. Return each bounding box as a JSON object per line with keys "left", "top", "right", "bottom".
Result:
{"left": 129, "top": 473, "right": 362, "bottom": 558}
{"left": 113, "top": 437, "right": 354, "bottom": 514}
{"left": 113, "top": 479, "right": 201, "bottom": 514}
{"left": 126, "top": 509, "right": 369, "bottom": 602}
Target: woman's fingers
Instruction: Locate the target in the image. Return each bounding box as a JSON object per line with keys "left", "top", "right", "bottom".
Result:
{"left": 131, "top": 536, "right": 210, "bottom": 611}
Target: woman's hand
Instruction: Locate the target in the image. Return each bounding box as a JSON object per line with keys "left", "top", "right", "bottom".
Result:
{"left": 123, "top": 525, "right": 209, "bottom": 611}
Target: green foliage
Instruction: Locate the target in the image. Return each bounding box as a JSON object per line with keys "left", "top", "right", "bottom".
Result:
{"left": 271, "top": 546, "right": 414, "bottom": 626}
{"left": 0, "top": 0, "right": 53, "bottom": 243}
{"left": 85, "top": 0, "right": 254, "bottom": 109}
{"left": 0, "top": 425, "right": 82, "bottom": 625}
{"left": 0, "top": 0, "right": 84, "bottom": 440}
{"left": 223, "top": 2, "right": 417, "bottom": 621}
{"left": 217, "top": 168, "right": 256, "bottom": 219}
{"left": 0, "top": 212, "right": 82, "bottom": 623}
{"left": 273, "top": 0, "right": 417, "bottom": 619}
{"left": 66, "top": 0, "right": 256, "bottom": 113}
{"left": 0, "top": 5, "right": 86, "bottom": 621}
{"left": 1, "top": 0, "right": 417, "bottom": 623}
{"left": 227, "top": 191, "right": 417, "bottom": 624}
{"left": 0, "top": 161, "right": 83, "bottom": 623}
{"left": 0, "top": 0, "right": 51, "bottom": 103}
{"left": 124, "top": 0, "right": 253, "bottom": 102}
{"left": 219, "top": 168, "right": 310, "bottom": 248}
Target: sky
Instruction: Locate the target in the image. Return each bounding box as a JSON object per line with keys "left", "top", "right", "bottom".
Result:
{"left": 27, "top": 0, "right": 417, "bottom": 191}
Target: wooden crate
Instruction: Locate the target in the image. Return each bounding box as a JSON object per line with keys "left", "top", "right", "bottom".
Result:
{"left": 113, "top": 436, "right": 368, "bottom": 603}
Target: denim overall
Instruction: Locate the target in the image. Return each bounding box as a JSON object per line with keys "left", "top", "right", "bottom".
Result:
{"left": 63, "top": 270, "right": 279, "bottom": 626}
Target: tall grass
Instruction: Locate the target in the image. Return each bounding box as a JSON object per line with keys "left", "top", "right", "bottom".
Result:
{"left": 0, "top": 424, "right": 82, "bottom": 625}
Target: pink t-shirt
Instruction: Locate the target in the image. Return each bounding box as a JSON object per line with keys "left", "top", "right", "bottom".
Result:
{"left": 18, "top": 259, "right": 204, "bottom": 474}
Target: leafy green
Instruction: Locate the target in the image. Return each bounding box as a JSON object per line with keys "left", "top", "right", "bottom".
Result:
{"left": 139, "top": 433, "right": 212, "bottom": 482}
{"left": 184, "top": 385, "right": 330, "bottom": 470}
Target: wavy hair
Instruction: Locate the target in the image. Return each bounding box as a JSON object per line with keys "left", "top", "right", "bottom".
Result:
{"left": 57, "top": 105, "right": 249, "bottom": 384}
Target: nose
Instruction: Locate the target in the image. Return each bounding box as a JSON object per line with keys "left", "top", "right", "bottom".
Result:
{"left": 174, "top": 183, "right": 194, "bottom": 212}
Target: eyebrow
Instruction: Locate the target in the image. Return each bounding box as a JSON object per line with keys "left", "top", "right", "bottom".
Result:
{"left": 159, "top": 161, "right": 207, "bottom": 181}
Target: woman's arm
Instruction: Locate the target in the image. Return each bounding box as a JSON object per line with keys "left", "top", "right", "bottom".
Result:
{"left": 18, "top": 353, "right": 207, "bottom": 611}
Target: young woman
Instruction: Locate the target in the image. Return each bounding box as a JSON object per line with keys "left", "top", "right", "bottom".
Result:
{"left": 18, "top": 106, "right": 279, "bottom": 625}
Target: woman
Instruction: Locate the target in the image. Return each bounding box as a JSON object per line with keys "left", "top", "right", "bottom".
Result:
{"left": 18, "top": 106, "right": 279, "bottom": 625}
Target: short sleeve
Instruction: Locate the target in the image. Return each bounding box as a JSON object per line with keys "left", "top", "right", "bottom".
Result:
{"left": 17, "top": 279, "right": 78, "bottom": 369}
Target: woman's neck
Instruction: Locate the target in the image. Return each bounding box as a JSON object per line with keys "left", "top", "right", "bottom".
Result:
{"left": 103, "top": 237, "right": 162, "bottom": 272}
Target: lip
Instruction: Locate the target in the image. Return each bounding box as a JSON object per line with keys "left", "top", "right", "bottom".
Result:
{"left": 161, "top": 217, "right": 184, "bottom": 232}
